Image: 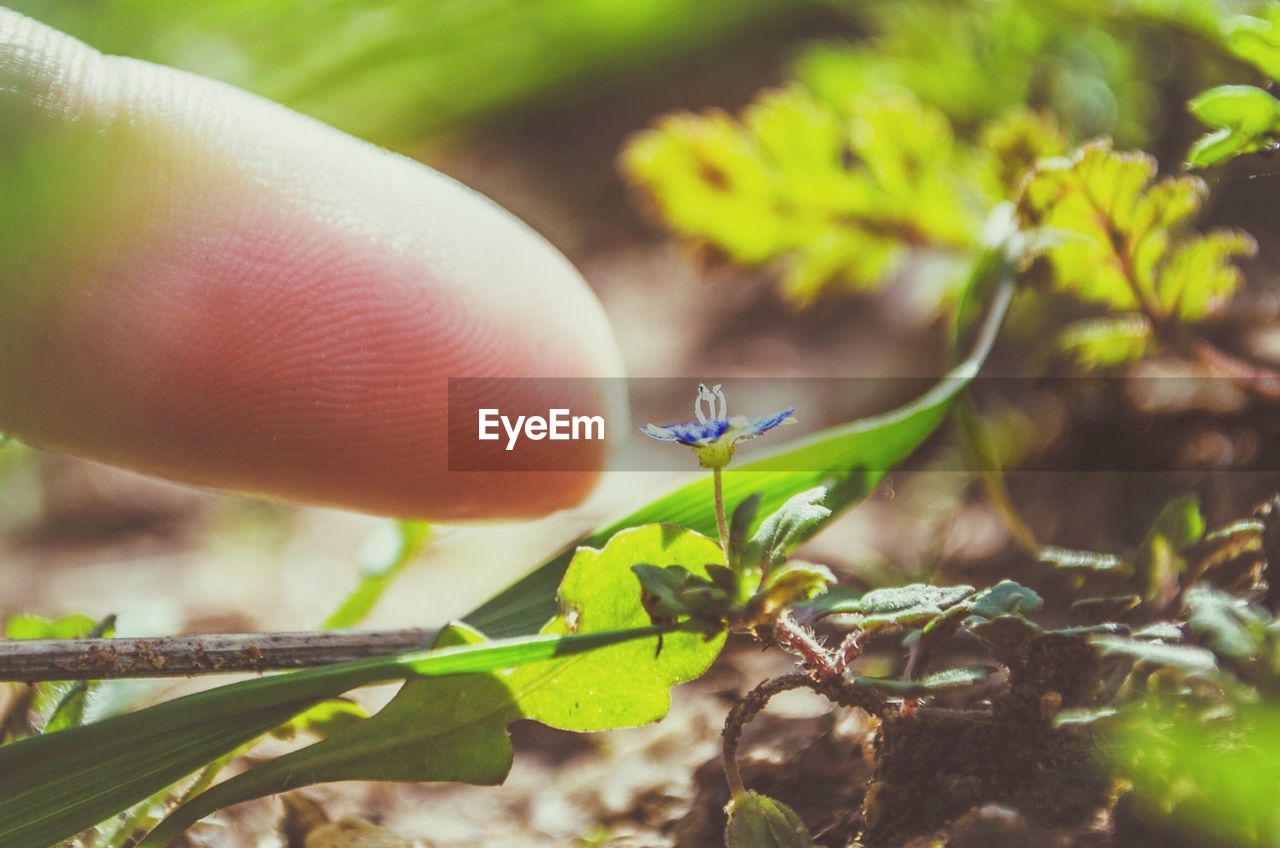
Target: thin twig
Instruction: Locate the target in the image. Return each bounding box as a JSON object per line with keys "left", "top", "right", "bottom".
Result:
{"left": 721, "top": 671, "right": 888, "bottom": 801}
{"left": 0, "top": 629, "right": 437, "bottom": 682}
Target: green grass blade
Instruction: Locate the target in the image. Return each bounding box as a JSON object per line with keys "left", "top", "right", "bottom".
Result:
{"left": 0, "top": 626, "right": 666, "bottom": 848}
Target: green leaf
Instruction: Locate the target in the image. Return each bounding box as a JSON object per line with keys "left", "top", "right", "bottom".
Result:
{"left": 727, "top": 492, "right": 763, "bottom": 572}
{"left": 621, "top": 86, "right": 979, "bottom": 304}
{"left": 745, "top": 487, "right": 831, "bottom": 574}
{"left": 143, "top": 526, "right": 726, "bottom": 845}
{"left": 1090, "top": 634, "right": 1219, "bottom": 676}
{"left": 978, "top": 107, "right": 1070, "bottom": 200}
{"left": 1039, "top": 545, "right": 1133, "bottom": 574}
{"left": 1112, "top": 704, "right": 1280, "bottom": 844}
{"left": 1225, "top": 13, "right": 1280, "bottom": 82}
{"left": 324, "top": 520, "right": 430, "bottom": 629}
{"left": 1187, "top": 85, "right": 1280, "bottom": 168}
{"left": 965, "top": 580, "right": 1044, "bottom": 620}
{"left": 1135, "top": 494, "right": 1206, "bottom": 604}
{"left": 1054, "top": 706, "right": 1119, "bottom": 728}
{"left": 4, "top": 613, "right": 97, "bottom": 640}
{"left": 268, "top": 698, "right": 368, "bottom": 742}
{"left": 1132, "top": 621, "right": 1184, "bottom": 641}
{"left": 0, "top": 624, "right": 675, "bottom": 848}
{"left": 1056, "top": 314, "right": 1154, "bottom": 369}
{"left": 795, "top": 585, "right": 865, "bottom": 621}
{"left": 725, "top": 791, "right": 816, "bottom": 848}
{"left": 852, "top": 665, "right": 992, "bottom": 696}
{"left": 746, "top": 561, "right": 836, "bottom": 625}
{"left": 829, "top": 583, "right": 977, "bottom": 631}
{"left": 466, "top": 260, "right": 1014, "bottom": 640}
{"left": 1184, "top": 585, "right": 1270, "bottom": 661}
{"left": 1018, "top": 140, "right": 1255, "bottom": 323}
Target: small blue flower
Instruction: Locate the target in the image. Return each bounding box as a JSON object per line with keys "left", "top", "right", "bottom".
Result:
{"left": 642, "top": 384, "right": 795, "bottom": 468}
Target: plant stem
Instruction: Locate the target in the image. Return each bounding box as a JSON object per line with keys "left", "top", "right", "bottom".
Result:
{"left": 722, "top": 672, "right": 810, "bottom": 801}
{"left": 713, "top": 465, "right": 730, "bottom": 558}
{"left": 0, "top": 629, "right": 437, "bottom": 681}
{"left": 721, "top": 671, "right": 889, "bottom": 802}
{"left": 772, "top": 613, "right": 839, "bottom": 679}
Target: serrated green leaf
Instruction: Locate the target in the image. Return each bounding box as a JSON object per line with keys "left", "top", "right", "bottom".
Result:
{"left": 621, "top": 86, "right": 979, "bottom": 304}
{"left": 979, "top": 107, "right": 1070, "bottom": 200}
{"left": 143, "top": 526, "right": 726, "bottom": 845}
{"left": 1018, "top": 140, "right": 1255, "bottom": 323}
{"left": 1056, "top": 314, "right": 1154, "bottom": 369}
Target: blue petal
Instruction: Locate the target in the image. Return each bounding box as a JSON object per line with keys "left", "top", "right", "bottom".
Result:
{"left": 641, "top": 418, "right": 730, "bottom": 446}
{"left": 744, "top": 407, "right": 795, "bottom": 437}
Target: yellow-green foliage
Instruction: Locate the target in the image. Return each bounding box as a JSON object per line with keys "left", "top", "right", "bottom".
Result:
{"left": 621, "top": 86, "right": 983, "bottom": 305}
{"left": 1017, "top": 140, "right": 1256, "bottom": 368}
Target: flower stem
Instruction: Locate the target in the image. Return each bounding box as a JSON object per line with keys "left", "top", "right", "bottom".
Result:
{"left": 713, "top": 465, "right": 730, "bottom": 559}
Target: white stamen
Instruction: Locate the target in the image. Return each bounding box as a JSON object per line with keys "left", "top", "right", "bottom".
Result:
{"left": 695, "top": 383, "right": 711, "bottom": 424}
{"left": 712, "top": 385, "right": 727, "bottom": 419}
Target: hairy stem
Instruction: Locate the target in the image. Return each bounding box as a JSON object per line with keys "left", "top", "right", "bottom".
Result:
{"left": 721, "top": 671, "right": 889, "bottom": 801}
{"left": 0, "top": 629, "right": 437, "bottom": 681}
{"left": 713, "top": 465, "right": 730, "bottom": 559}
{"left": 773, "top": 613, "right": 839, "bottom": 679}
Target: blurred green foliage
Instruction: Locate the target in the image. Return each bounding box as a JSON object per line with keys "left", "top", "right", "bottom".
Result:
{"left": 623, "top": 0, "right": 1261, "bottom": 307}
{"left": 1189, "top": 8, "right": 1280, "bottom": 166}
{"left": 801, "top": 0, "right": 1253, "bottom": 142}
{"left": 9, "top": 0, "right": 795, "bottom": 145}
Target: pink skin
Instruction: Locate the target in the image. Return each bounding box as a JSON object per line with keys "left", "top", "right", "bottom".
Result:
{"left": 0, "top": 10, "right": 625, "bottom": 519}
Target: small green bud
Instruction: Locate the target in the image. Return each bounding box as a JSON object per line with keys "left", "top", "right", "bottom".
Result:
{"left": 724, "top": 792, "right": 815, "bottom": 848}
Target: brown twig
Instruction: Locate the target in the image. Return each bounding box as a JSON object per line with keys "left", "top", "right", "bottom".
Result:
{"left": 721, "top": 671, "right": 889, "bottom": 799}
{"left": 0, "top": 629, "right": 437, "bottom": 682}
